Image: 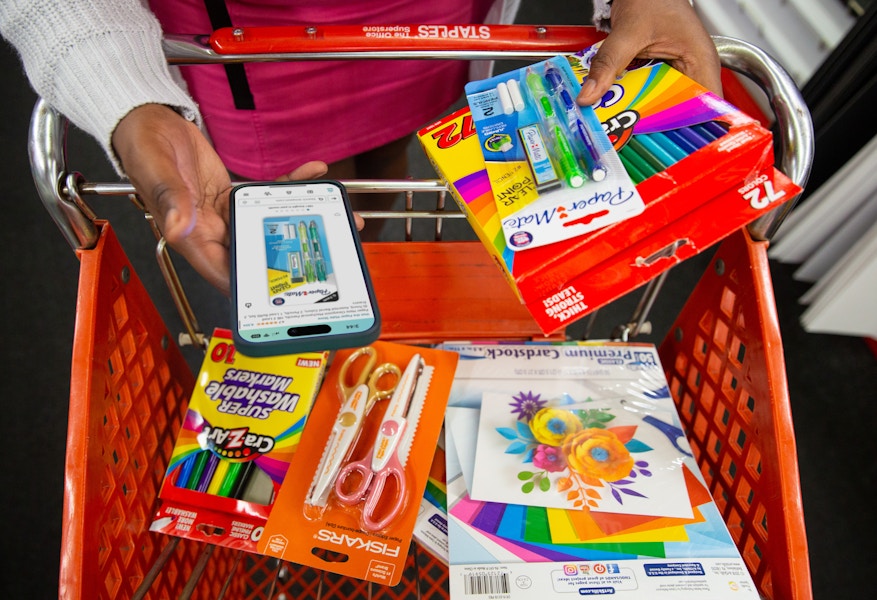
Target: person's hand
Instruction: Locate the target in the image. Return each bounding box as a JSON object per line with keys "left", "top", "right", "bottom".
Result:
{"left": 112, "top": 103, "right": 328, "bottom": 295}
{"left": 578, "top": 0, "right": 722, "bottom": 106}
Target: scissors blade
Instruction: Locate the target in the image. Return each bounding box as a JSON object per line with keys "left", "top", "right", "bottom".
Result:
{"left": 306, "top": 383, "right": 370, "bottom": 507}
{"left": 369, "top": 355, "right": 424, "bottom": 472}
{"left": 395, "top": 364, "right": 434, "bottom": 468}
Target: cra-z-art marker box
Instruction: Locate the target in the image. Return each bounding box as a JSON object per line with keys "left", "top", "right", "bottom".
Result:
{"left": 417, "top": 48, "right": 801, "bottom": 335}
{"left": 151, "top": 328, "right": 327, "bottom": 552}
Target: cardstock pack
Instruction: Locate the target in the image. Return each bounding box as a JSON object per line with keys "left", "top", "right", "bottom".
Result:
{"left": 418, "top": 47, "right": 802, "bottom": 335}
{"left": 152, "top": 328, "right": 328, "bottom": 552}
{"left": 438, "top": 341, "right": 759, "bottom": 599}
{"left": 412, "top": 439, "right": 451, "bottom": 564}
{"left": 257, "top": 341, "right": 458, "bottom": 586}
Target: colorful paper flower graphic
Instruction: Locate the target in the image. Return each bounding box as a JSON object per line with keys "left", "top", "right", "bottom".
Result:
{"left": 529, "top": 407, "right": 583, "bottom": 445}
{"left": 563, "top": 428, "right": 634, "bottom": 482}
{"left": 496, "top": 402, "right": 653, "bottom": 507}
{"left": 532, "top": 444, "right": 567, "bottom": 472}
{"left": 509, "top": 391, "right": 547, "bottom": 422}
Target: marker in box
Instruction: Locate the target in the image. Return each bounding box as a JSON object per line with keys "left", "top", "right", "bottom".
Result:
{"left": 519, "top": 123, "right": 562, "bottom": 193}
{"left": 635, "top": 133, "right": 680, "bottom": 167}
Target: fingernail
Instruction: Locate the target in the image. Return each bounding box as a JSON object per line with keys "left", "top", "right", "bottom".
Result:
{"left": 578, "top": 78, "right": 598, "bottom": 103}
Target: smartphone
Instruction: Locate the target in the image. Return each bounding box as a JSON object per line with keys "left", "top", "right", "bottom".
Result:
{"left": 229, "top": 180, "right": 380, "bottom": 356}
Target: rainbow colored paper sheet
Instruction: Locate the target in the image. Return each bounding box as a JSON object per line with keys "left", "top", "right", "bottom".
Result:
{"left": 439, "top": 341, "right": 759, "bottom": 598}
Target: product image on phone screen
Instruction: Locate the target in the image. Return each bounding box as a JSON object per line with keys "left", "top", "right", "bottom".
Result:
{"left": 263, "top": 215, "right": 336, "bottom": 302}
{"left": 231, "top": 181, "right": 380, "bottom": 356}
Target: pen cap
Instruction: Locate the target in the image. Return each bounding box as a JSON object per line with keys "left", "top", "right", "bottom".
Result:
{"left": 544, "top": 65, "right": 564, "bottom": 94}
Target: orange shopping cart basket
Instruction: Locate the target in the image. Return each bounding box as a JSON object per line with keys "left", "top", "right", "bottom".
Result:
{"left": 29, "top": 25, "right": 814, "bottom": 600}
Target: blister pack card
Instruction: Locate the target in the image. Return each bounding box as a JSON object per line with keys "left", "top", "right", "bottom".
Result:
{"left": 257, "top": 341, "right": 458, "bottom": 585}
{"left": 465, "top": 55, "right": 644, "bottom": 251}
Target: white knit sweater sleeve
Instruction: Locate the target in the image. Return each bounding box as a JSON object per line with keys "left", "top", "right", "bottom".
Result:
{"left": 592, "top": 1, "right": 697, "bottom": 32}
{"left": 592, "top": 0, "right": 613, "bottom": 32}
{"left": 0, "top": 0, "right": 201, "bottom": 174}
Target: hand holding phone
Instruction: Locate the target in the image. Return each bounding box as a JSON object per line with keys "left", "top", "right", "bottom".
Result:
{"left": 230, "top": 180, "right": 380, "bottom": 356}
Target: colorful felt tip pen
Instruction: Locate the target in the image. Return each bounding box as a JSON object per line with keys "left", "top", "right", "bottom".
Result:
{"left": 206, "top": 459, "right": 230, "bottom": 496}
{"left": 185, "top": 451, "right": 211, "bottom": 489}
{"left": 175, "top": 453, "right": 198, "bottom": 488}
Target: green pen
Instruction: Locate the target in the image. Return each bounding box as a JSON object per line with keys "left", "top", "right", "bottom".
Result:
{"left": 552, "top": 124, "right": 587, "bottom": 188}
{"left": 525, "top": 70, "right": 553, "bottom": 121}
{"left": 527, "top": 68, "right": 586, "bottom": 188}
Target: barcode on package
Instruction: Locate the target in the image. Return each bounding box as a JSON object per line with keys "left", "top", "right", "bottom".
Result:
{"left": 463, "top": 571, "right": 510, "bottom": 595}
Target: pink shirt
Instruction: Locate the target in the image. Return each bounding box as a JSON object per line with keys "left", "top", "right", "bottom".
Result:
{"left": 149, "top": 0, "right": 495, "bottom": 179}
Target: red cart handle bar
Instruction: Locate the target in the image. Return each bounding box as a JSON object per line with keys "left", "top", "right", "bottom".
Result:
{"left": 208, "top": 24, "right": 605, "bottom": 56}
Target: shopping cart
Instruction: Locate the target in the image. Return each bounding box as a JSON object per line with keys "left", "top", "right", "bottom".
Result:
{"left": 29, "top": 24, "right": 814, "bottom": 600}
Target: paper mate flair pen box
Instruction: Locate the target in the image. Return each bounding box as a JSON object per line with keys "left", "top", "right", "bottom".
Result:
{"left": 151, "top": 328, "right": 328, "bottom": 552}
{"left": 465, "top": 55, "right": 645, "bottom": 251}
{"left": 418, "top": 48, "right": 801, "bottom": 335}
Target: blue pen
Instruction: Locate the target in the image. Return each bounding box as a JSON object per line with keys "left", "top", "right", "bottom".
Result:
{"left": 560, "top": 89, "right": 608, "bottom": 181}
{"left": 543, "top": 64, "right": 565, "bottom": 95}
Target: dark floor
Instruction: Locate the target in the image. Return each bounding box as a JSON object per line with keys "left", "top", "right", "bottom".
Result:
{"left": 2, "top": 6, "right": 876, "bottom": 599}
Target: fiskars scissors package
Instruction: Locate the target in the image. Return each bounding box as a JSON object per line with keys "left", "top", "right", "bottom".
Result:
{"left": 257, "top": 340, "right": 459, "bottom": 585}
{"left": 151, "top": 328, "right": 328, "bottom": 552}
{"left": 439, "top": 341, "right": 758, "bottom": 599}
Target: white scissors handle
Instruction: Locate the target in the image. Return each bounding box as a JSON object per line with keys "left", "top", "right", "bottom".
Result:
{"left": 307, "top": 383, "right": 370, "bottom": 507}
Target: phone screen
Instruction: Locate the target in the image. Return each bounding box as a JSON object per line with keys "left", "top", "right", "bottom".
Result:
{"left": 230, "top": 181, "right": 380, "bottom": 356}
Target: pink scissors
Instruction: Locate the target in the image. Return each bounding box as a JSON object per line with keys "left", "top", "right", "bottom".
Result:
{"left": 306, "top": 346, "right": 400, "bottom": 508}
{"left": 334, "top": 353, "right": 425, "bottom": 531}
